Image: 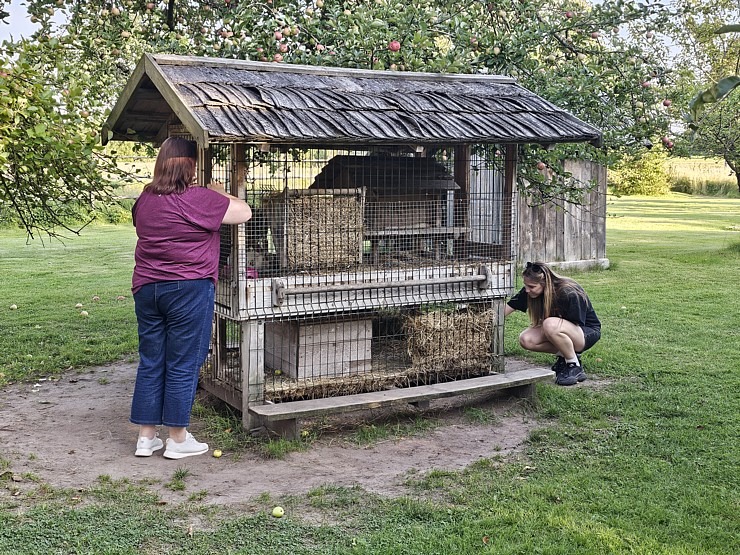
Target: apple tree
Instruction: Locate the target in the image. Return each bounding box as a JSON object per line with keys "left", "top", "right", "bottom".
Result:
{"left": 0, "top": 37, "right": 128, "bottom": 238}
{"left": 0, "top": 0, "right": 681, "bottom": 232}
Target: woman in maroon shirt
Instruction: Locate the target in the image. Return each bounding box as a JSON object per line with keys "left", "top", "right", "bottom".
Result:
{"left": 130, "top": 138, "right": 252, "bottom": 459}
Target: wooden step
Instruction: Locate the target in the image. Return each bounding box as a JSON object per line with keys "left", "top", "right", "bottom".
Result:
{"left": 249, "top": 367, "right": 553, "bottom": 435}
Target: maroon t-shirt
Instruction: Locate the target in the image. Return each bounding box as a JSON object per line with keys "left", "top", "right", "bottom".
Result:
{"left": 132, "top": 187, "right": 230, "bottom": 293}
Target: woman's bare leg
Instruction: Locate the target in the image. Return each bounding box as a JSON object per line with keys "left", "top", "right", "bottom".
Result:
{"left": 518, "top": 317, "right": 585, "bottom": 359}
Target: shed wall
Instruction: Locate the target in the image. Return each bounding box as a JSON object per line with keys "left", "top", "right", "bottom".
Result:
{"left": 516, "top": 160, "right": 607, "bottom": 268}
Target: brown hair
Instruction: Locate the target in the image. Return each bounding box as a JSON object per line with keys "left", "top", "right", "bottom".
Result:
{"left": 521, "top": 261, "right": 584, "bottom": 326}
{"left": 144, "top": 137, "right": 197, "bottom": 195}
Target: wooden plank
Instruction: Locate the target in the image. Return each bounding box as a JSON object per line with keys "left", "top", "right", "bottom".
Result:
{"left": 502, "top": 145, "right": 516, "bottom": 260}
{"left": 152, "top": 54, "right": 517, "bottom": 84}
{"left": 241, "top": 321, "right": 265, "bottom": 430}
{"left": 249, "top": 367, "right": 553, "bottom": 421}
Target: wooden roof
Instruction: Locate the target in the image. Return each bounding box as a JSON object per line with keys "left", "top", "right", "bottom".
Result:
{"left": 103, "top": 53, "right": 602, "bottom": 148}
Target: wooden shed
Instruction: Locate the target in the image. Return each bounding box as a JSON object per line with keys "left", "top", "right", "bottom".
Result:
{"left": 105, "top": 54, "right": 603, "bottom": 436}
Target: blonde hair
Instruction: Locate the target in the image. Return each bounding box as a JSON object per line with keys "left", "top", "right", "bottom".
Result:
{"left": 145, "top": 137, "right": 197, "bottom": 195}
{"left": 521, "top": 261, "right": 584, "bottom": 326}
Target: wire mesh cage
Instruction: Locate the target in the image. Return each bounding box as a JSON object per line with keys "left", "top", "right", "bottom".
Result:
{"left": 199, "top": 143, "right": 515, "bottom": 412}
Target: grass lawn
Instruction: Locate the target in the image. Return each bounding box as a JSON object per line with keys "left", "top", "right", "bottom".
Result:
{"left": 1, "top": 193, "right": 739, "bottom": 554}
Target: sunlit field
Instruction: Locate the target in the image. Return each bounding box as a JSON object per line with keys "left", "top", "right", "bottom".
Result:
{"left": 667, "top": 156, "right": 738, "bottom": 197}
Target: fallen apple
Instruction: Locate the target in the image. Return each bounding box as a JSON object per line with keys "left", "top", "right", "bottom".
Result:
{"left": 272, "top": 506, "right": 284, "bottom": 518}
{"left": 213, "top": 449, "right": 223, "bottom": 458}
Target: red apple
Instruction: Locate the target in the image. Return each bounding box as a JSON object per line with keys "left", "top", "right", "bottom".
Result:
{"left": 537, "top": 161, "right": 546, "bottom": 171}
{"left": 274, "top": 31, "right": 282, "bottom": 40}
{"left": 590, "top": 31, "right": 600, "bottom": 39}
{"left": 279, "top": 43, "right": 288, "bottom": 53}
{"left": 146, "top": 2, "right": 154, "bottom": 10}
{"left": 273, "top": 53, "right": 283, "bottom": 62}
{"left": 388, "top": 40, "right": 401, "bottom": 52}
{"left": 565, "top": 11, "right": 574, "bottom": 18}
{"left": 663, "top": 99, "right": 672, "bottom": 107}
{"left": 645, "top": 31, "right": 654, "bottom": 39}
{"left": 641, "top": 80, "right": 651, "bottom": 88}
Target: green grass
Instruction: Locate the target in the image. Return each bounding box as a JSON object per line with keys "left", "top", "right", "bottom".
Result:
{"left": 0, "top": 224, "right": 139, "bottom": 385}
{"left": 1, "top": 194, "right": 739, "bottom": 553}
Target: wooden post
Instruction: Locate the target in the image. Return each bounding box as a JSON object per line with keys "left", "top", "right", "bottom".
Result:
{"left": 502, "top": 144, "right": 516, "bottom": 261}
{"left": 492, "top": 298, "right": 505, "bottom": 374}
{"left": 454, "top": 145, "right": 471, "bottom": 257}
{"left": 232, "top": 144, "right": 250, "bottom": 317}
{"left": 197, "top": 146, "right": 213, "bottom": 187}
{"left": 241, "top": 321, "right": 265, "bottom": 431}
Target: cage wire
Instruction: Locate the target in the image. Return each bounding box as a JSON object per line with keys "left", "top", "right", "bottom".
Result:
{"left": 201, "top": 145, "right": 512, "bottom": 406}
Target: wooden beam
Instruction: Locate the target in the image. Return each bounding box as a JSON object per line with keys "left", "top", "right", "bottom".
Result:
{"left": 249, "top": 367, "right": 553, "bottom": 422}
{"left": 144, "top": 53, "right": 209, "bottom": 148}
{"left": 102, "top": 57, "right": 148, "bottom": 145}
{"left": 151, "top": 54, "right": 517, "bottom": 85}
{"left": 502, "top": 144, "right": 517, "bottom": 261}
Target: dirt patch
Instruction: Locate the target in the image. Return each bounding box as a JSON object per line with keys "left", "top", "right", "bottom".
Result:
{"left": 0, "top": 360, "right": 551, "bottom": 505}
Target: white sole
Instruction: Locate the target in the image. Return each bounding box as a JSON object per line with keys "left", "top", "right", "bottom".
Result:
{"left": 134, "top": 440, "right": 164, "bottom": 457}
{"left": 162, "top": 448, "right": 209, "bottom": 460}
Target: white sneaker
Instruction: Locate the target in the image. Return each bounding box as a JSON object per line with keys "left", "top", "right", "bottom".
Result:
{"left": 135, "top": 435, "right": 164, "bottom": 457}
{"left": 163, "top": 432, "right": 209, "bottom": 460}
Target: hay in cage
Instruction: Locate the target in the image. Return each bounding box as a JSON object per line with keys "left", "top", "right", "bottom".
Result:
{"left": 266, "top": 190, "right": 364, "bottom": 271}
{"left": 262, "top": 327, "right": 496, "bottom": 404}
{"left": 404, "top": 307, "right": 496, "bottom": 375}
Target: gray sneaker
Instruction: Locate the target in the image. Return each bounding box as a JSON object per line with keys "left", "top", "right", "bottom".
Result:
{"left": 135, "top": 435, "right": 164, "bottom": 457}
{"left": 556, "top": 362, "right": 587, "bottom": 386}
{"left": 163, "top": 432, "right": 209, "bottom": 460}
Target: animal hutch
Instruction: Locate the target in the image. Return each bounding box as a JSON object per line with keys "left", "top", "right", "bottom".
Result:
{"left": 105, "top": 54, "right": 602, "bottom": 437}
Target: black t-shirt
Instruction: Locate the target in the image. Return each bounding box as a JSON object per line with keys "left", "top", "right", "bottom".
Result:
{"left": 507, "top": 285, "right": 601, "bottom": 331}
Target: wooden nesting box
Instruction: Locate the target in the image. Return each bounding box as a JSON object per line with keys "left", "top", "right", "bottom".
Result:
{"left": 264, "top": 188, "right": 365, "bottom": 271}
{"left": 265, "top": 318, "right": 373, "bottom": 379}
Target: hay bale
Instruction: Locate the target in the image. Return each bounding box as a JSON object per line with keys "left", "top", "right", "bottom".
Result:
{"left": 266, "top": 190, "right": 364, "bottom": 271}
{"left": 404, "top": 307, "right": 495, "bottom": 374}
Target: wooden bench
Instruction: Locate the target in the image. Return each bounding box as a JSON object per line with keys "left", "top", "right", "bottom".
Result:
{"left": 249, "top": 367, "right": 553, "bottom": 439}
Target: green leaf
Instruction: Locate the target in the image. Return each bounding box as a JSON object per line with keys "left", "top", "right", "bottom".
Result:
{"left": 715, "top": 24, "right": 740, "bottom": 34}
{"left": 688, "top": 76, "right": 740, "bottom": 123}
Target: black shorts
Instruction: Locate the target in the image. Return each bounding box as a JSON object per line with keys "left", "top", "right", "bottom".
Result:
{"left": 580, "top": 326, "right": 601, "bottom": 352}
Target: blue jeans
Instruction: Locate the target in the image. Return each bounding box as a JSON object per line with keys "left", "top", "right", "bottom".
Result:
{"left": 130, "top": 279, "right": 214, "bottom": 428}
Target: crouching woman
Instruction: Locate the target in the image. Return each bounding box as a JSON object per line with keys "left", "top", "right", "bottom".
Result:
{"left": 504, "top": 262, "right": 601, "bottom": 386}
